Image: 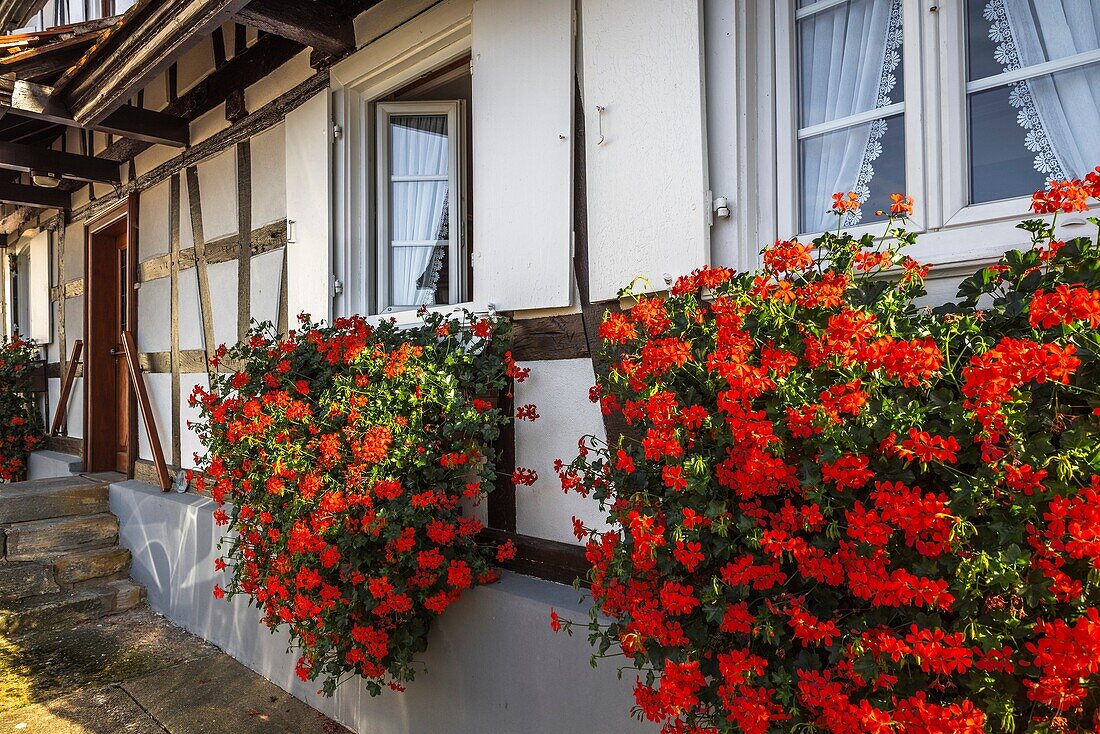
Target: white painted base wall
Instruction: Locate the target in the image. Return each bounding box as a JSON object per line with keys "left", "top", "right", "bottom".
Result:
{"left": 109, "top": 480, "right": 654, "bottom": 734}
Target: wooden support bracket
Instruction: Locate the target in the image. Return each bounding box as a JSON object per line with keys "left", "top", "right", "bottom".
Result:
{"left": 121, "top": 330, "right": 172, "bottom": 491}
{"left": 49, "top": 338, "right": 82, "bottom": 436}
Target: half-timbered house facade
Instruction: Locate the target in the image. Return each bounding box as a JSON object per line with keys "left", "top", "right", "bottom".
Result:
{"left": 0, "top": 0, "right": 1095, "bottom": 731}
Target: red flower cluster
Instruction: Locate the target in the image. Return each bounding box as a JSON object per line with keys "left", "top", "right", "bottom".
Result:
{"left": 0, "top": 336, "right": 42, "bottom": 482}
{"left": 192, "top": 311, "right": 524, "bottom": 696}
{"left": 1029, "top": 168, "right": 1100, "bottom": 214}
{"left": 556, "top": 180, "right": 1100, "bottom": 733}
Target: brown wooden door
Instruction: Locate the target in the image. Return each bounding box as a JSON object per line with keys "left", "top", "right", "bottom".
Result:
{"left": 113, "top": 231, "right": 130, "bottom": 472}
{"left": 85, "top": 200, "right": 136, "bottom": 475}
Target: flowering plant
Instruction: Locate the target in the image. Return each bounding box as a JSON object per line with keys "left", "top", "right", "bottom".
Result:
{"left": 556, "top": 172, "right": 1100, "bottom": 732}
{"left": 0, "top": 335, "right": 42, "bottom": 482}
{"left": 191, "top": 310, "right": 530, "bottom": 696}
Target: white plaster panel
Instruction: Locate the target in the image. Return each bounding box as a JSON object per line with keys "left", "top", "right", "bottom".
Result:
{"left": 134, "top": 144, "right": 177, "bottom": 178}
{"left": 71, "top": 185, "right": 89, "bottom": 210}
{"left": 514, "top": 358, "right": 611, "bottom": 545}
{"left": 136, "top": 372, "right": 172, "bottom": 463}
{"left": 244, "top": 51, "right": 312, "bottom": 113}
{"left": 137, "top": 277, "right": 171, "bottom": 353}
{"left": 176, "top": 37, "right": 213, "bottom": 96}
{"left": 64, "top": 377, "right": 83, "bottom": 439}
{"left": 46, "top": 377, "right": 59, "bottom": 432}
{"left": 176, "top": 267, "right": 205, "bottom": 352}
{"left": 139, "top": 180, "right": 170, "bottom": 260}
{"left": 249, "top": 123, "right": 287, "bottom": 227}
{"left": 46, "top": 302, "right": 59, "bottom": 361}
{"left": 190, "top": 105, "right": 229, "bottom": 145}
{"left": 180, "top": 373, "right": 209, "bottom": 469}
{"left": 250, "top": 248, "right": 283, "bottom": 329}
{"left": 111, "top": 481, "right": 654, "bottom": 734}
{"left": 64, "top": 295, "right": 83, "bottom": 349}
{"left": 207, "top": 259, "right": 239, "bottom": 348}
{"left": 141, "top": 69, "right": 168, "bottom": 112}
{"left": 196, "top": 150, "right": 238, "bottom": 243}
{"left": 63, "top": 221, "right": 84, "bottom": 282}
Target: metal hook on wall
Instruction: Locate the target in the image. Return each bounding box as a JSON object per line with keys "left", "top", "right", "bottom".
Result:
{"left": 595, "top": 105, "right": 606, "bottom": 145}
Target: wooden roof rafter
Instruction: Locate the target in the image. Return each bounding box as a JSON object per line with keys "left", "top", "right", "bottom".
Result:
{"left": 55, "top": 0, "right": 253, "bottom": 126}
{"left": 0, "top": 74, "right": 190, "bottom": 146}
{"left": 0, "top": 30, "right": 106, "bottom": 83}
{"left": 234, "top": 0, "right": 356, "bottom": 57}
{"left": 0, "top": 0, "right": 48, "bottom": 34}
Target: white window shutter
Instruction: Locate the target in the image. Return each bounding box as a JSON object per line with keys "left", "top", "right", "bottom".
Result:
{"left": 471, "top": 0, "right": 574, "bottom": 311}
{"left": 285, "top": 91, "right": 333, "bottom": 325}
{"left": 27, "top": 230, "right": 51, "bottom": 343}
{"left": 582, "top": 0, "right": 709, "bottom": 302}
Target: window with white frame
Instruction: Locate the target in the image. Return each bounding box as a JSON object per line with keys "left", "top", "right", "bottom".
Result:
{"left": 793, "top": 0, "right": 906, "bottom": 234}
{"left": 965, "top": 0, "right": 1100, "bottom": 205}
{"left": 376, "top": 101, "right": 467, "bottom": 313}
{"left": 330, "top": 54, "right": 473, "bottom": 319}
{"left": 762, "top": 0, "right": 1100, "bottom": 247}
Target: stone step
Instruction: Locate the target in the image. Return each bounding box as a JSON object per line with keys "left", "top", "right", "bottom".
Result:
{"left": 0, "top": 586, "right": 114, "bottom": 634}
{"left": 107, "top": 578, "right": 144, "bottom": 612}
{"left": 0, "top": 561, "right": 59, "bottom": 600}
{"left": 0, "top": 476, "right": 108, "bottom": 524}
{"left": 26, "top": 450, "right": 83, "bottom": 480}
{"left": 4, "top": 513, "right": 119, "bottom": 562}
{"left": 0, "top": 579, "right": 145, "bottom": 634}
{"left": 54, "top": 546, "right": 132, "bottom": 585}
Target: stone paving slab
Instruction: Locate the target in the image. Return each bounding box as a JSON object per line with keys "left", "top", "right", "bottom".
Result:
{"left": 122, "top": 655, "right": 350, "bottom": 734}
{"left": 0, "top": 686, "right": 163, "bottom": 733}
{"left": 0, "top": 607, "right": 351, "bottom": 733}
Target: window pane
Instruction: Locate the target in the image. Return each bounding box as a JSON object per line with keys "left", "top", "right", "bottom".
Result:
{"left": 796, "top": 0, "right": 905, "bottom": 233}
{"left": 387, "top": 114, "right": 450, "bottom": 309}
{"left": 797, "top": 0, "right": 903, "bottom": 128}
{"left": 800, "top": 112, "right": 905, "bottom": 233}
{"left": 969, "top": 61, "right": 1100, "bottom": 203}
{"left": 968, "top": 0, "right": 1100, "bottom": 83}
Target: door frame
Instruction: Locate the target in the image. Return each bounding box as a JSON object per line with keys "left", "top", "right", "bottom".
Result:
{"left": 83, "top": 196, "right": 139, "bottom": 475}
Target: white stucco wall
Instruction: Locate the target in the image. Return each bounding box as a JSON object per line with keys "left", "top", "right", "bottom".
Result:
{"left": 514, "top": 358, "right": 612, "bottom": 544}
{"left": 110, "top": 480, "right": 653, "bottom": 734}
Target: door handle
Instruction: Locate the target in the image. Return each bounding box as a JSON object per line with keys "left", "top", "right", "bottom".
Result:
{"left": 108, "top": 346, "right": 125, "bottom": 357}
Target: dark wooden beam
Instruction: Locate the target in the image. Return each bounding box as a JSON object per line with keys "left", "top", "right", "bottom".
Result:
{"left": 0, "top": 181, "right": 68, "bottom": 208}
{"left": 511, "top": 313, "right": 590, "bottom": 361}
{"left": 56, "top": 0, "right": 253, "bottom": 125}
{"left": 0, "top": 75, "right": 189, "bottom": 147}
{"left": 235, "top": 0, "right": 354, "bottom": 57}
{"left": 0, "top": 32, "right": 103, "bottom": 83}
{"left": 0, "top": 0, "right": 48, "bottom": 32}
{"left": 0, "top": 140, "right": 120, "bottom": 183}
{"left": 97, "top": 105, "right": 190, "bottom": 146}
{"left": 65, "top": 32, "right": 303, "bottom": 173}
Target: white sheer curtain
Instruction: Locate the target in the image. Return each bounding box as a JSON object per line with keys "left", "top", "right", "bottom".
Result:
{"left": 389, "top": 115, "right": 449, "bottom": 308}
{"left": 798, "top": 0, "right": 902, "bottom": 232}
{"left": 992, "top": 0, "right": 1100, "bottom": 180}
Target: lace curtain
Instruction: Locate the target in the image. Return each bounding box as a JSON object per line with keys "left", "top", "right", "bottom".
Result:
{"left": 388, "top": 115, "right": 449, "bottom": 309}
{"left": 799, "top": 0, "right": 903, "bottom": 232}
{"left": 985, "top": 0, "right": 1100, "bottom": 182}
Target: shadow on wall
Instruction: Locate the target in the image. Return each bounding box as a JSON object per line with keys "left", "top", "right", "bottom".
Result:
{"left": 109, "top": 480, "right": 656, "bottom": 734}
